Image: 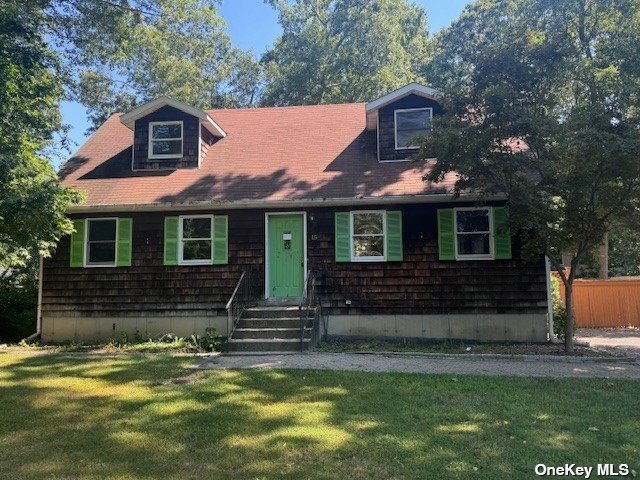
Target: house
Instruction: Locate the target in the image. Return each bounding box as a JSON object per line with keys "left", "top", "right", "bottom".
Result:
{"left": 40, "top": 83, "right": 550, "bottom": 350}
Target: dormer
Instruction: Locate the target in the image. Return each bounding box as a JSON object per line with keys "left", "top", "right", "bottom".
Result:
{"left": 120, "top": 97, "right": 225, "bottom": 171}
{"left": 366, "top": 83, "right": 442, "bottom": 162}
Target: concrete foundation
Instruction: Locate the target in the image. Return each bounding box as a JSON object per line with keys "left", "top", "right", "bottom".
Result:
{"left": 42, "top": 313, "right": 548, "bottom": 343}
{"left": 41, "top": 316, "right": 227, "bottom": 343}
{"left": 324, "top": 314, "right": 548, "bottom": 342}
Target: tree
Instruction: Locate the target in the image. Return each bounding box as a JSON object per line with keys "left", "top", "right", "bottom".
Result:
{"left": 421, "top": 0, "right": 640, "bottom": 351}
{"left": 578, "top": 222, "right": 640, "bottom": 278}
{"left": 47, "top": 0, "right": 263, "bottom": 131}
{"left": 0, "top": 0, "right": 82, "bottom": 275}
{"left": 261, "top": 0, "right": 430, "bottom": 106}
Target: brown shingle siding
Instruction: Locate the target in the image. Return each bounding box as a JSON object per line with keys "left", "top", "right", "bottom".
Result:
{"left": 42, "top": 204, "right": 546, "bottom": 320}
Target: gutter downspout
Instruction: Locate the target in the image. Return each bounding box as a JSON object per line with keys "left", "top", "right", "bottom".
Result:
{"left": 545, "top": 256, "right": 560, "bottom": 343}
{"left": 24, "top": 255, "right": 43, "bottom": 343}
{"left": 36, "top": 255, "right": 43, "bottom": 336}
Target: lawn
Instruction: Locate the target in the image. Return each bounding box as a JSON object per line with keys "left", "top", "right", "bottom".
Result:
{"left": 0, "top": 350, "right": 638, "bottom": 479}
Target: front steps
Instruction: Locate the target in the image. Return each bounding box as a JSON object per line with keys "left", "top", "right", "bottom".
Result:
{"left": 228, "top": 306, "right": 314, "bottom": 353}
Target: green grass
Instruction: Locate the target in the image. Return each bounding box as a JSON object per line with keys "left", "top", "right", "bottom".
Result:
{"left": 0, "top": 350, "right": 638, "bottom": 479}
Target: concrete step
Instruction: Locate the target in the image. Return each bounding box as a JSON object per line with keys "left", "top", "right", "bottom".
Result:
{"left": 237, "top": 317, "right": 301, "bottom": 329}
{"left": 233, "top": 327, "right": 311, "bottom": 340}
{"left": 243, "top": 306, "right": 301, "bottom": 319}
{"left": 259, "top": 298, "right": 301, "bottom": 307}
{"left": 228, "top": 338, "right": 310, "bottom": 352}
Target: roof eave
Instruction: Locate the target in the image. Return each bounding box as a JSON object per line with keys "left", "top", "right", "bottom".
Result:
{"left": 365, "top": 83, "right": 440, "bottom": 130}
{"left": 66, "top": 193, "right": 504, "bottom": 214}
{"left": 365, "top": 83, "right": 439, "bottom": 113}
{"left": 119, "top": 97, "right": 226, "bottom": 137}
{"left": 203, "top": 115, "right": 226, "bottom": 138}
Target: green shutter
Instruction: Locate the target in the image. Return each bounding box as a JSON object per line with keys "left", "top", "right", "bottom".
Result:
{"left": 164, "top": 216, "right": 179, "bottom": 265}
{"left": 69, "top": 219, "right": 85, "bottom": 268}
{"left": 437, "top": 209, "right": 456, "bottom": 260}
{"left": 386, "top": 210, "right": 403, "bottom": 261}
{"left": 335, "top": 212, "right": 350, "bottom": 262}
{"left": 116, "top": 218, "right": 133, "bottom": 267}
{"left": 213, "top": 215, "right": 228, "bottom": 265}
{"left": 493, "top": 206, "right": 512, "bottom": 259}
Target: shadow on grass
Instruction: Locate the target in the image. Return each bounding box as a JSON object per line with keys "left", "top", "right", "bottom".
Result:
{"left": 0, "top": 352, "right": 638, "bottom": 479}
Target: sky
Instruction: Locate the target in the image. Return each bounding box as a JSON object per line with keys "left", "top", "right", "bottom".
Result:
{"left": 58, "top": 0, "right": 471, "bottom": 166}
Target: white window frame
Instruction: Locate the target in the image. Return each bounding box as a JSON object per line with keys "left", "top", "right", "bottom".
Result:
{"left": 84, "top": 217, "right": 118, "bottom": 268}
{"left": 350, "top": 210, "right": 387, "bottom": 262}
{"left": 394, "top": 107, "right": 433, "bottom": 150}
{"left": 454, "top": 207, "right": 494, "bottom": 261}
{"left": 148, "top": 120, "right": 183, "bottom": 159}
{"left": 178, "top": 214, "right": 213, "bottom": 266}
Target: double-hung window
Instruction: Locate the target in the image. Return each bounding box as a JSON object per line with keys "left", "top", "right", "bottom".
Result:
{"left": 335, "top": 210, "right": 402, "bottom": 263}
{"left": 351, "top": 211, "right": 386, "bottom": 261}
{"left": 86, "top": 218, "right": 117, "bottom": 266}
{"left": 163, "top": 215, "right": 228, "bottom": 266}
{"left": 179, "top": 215, "right": 213, "bottom": 264}
{"left": 70, "top": 217, "right": 132, "bottom": 268}
{"left": 437, "top": 206, "right": 511, "bottom": 261}
{"left": 394, "top": 108, "right": 432, "bottom": 150}
{"left": 455, "top": 208, "right": 493, "bottom": 259}
{"left": 149, "top": 121, "right": 183, "bottom": 158}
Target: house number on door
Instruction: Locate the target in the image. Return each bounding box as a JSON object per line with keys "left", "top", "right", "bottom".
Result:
{"left": 283, "top": 232, "right": 292, "bottom": 250}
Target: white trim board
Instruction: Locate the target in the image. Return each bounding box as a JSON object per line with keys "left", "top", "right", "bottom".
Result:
{"left": 264, "top": 211, "right": 307, "bottom": 300}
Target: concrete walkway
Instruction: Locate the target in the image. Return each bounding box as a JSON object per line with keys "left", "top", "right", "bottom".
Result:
{"left": 199, "top": 352, "right": 640, "bottom": 380}
{"left": 576, "top": 328, "right": 640, "bottom": 357}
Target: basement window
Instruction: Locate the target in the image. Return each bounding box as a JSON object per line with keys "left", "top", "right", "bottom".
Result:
{"left": 351, "top": 211, "right": 386, "bottom": 261}
{"left": 455, "top": 208, "right": 493, "bottom": 260}
{"left": 86, "top": 218, "right": 117, "bottom": 266}
{"left": 149, "top": 121, "right": 183, "bottom": 159}
{"left": 394, "top": 107, "right": 432, "bottom": 150}
{"left": 179, "top": 215, "right": 212, "bottom": 265}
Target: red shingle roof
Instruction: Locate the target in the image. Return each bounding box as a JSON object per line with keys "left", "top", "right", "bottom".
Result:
{"left": 59, "top": 102, "right": 457, "bottom": 208}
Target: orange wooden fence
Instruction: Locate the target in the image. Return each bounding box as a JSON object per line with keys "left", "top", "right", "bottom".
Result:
{"left": 558, "top": 278, "right": 640, "bottom": 328}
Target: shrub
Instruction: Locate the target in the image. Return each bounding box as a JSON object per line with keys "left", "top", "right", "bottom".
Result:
{"left": 550, "top": 274, "right": 568, "bottom": 339}
{"left": 101, "top": 329, "right": 224, "bottom": 353}
{"left": 0, "top": 280, "right": 37, "bottom": 342}
{"left": 187, "top": 328, "right": 224, "bottom": 353}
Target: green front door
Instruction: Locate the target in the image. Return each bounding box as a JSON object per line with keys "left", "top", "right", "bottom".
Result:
{"left": 267, "top": 214, "right": 305, "bottom": 298}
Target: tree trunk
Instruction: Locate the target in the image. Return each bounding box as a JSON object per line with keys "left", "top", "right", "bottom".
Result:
{"left": 598, "top": 232, "right": 608, "bottom": 279}
{"left": 564, "top": 281, "right": 575, "bottom": 352}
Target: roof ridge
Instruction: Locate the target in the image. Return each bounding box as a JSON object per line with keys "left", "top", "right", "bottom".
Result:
{"left": 206, "top": 102, "right": 366, "bottom": 113}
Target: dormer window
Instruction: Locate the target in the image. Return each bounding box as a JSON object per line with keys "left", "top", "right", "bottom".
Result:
{"left": 149, "top": 121, "right": 183, "bottom": 159}
{"left": 394, "top": 107, "right": 432, "bottom": 150}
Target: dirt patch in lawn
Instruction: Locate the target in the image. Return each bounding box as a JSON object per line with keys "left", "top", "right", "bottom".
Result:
{"left": 317, "top": 339, "right": 626, "bottom": 357}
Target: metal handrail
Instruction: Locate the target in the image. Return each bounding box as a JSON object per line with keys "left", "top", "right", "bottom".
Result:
{"left": 226, "top": 271, "right": 258, "bottom": 340}
{"left": 299, "top": 269, "right": 320, "bottom": 350}
{"left": 298, "top": 270, "right": 311, "bottom": 311}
